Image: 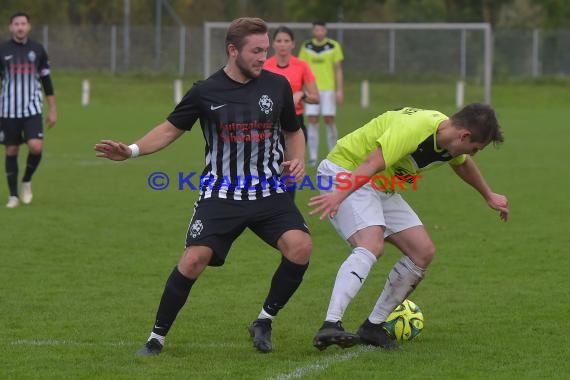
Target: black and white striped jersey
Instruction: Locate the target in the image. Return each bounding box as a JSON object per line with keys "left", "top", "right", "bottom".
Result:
{"left": 167, "top": 69, "right": 299, "bottom": 201}
{"left": 0, "top": 38, "right": 50, "bottom": 118}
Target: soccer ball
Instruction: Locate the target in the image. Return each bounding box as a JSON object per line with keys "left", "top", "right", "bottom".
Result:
{"left": 383, "top": 299, "right": 424, "bottom": 341}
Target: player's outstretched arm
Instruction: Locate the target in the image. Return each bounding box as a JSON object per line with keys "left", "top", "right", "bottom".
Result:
{"left": 94, "top": 140, "right": 131, "bottom": 161}
{"left": 94, "top": 121, "right": 184, "bottom": 161}
{"left": 309, "top": 148, "right": 385, "bottom": 220}
{"left": 452, "top": 156, "right": 509, "bottom": 221}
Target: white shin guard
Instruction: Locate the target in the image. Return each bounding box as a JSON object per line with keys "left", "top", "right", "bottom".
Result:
{"left": 368, "top": 255, "right": 426, "bottom": 324}
{"left": 325, "top": 247, "right": 377, "bottom": 322}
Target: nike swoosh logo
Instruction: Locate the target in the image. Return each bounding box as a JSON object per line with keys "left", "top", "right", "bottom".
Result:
{"left": 210, "top": 104, "right": 227, "bottom": 110}
{"left": 4, "top": 55, "right": 12, "bottom": 60}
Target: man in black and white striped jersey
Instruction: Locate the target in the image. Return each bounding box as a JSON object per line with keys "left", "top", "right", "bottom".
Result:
{"left": 0, "top": 12, "right": 57, "bottom": 208}
{"left": 95, "top": 17, "right": 312, "bottom": 356}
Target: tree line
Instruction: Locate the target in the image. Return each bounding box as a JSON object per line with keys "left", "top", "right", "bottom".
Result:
{"left": 0, "top": 0, "right": 568, "bottom": 29}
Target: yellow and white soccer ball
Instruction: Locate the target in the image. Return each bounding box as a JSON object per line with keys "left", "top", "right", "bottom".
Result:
{"left": 383, "top": 299, "right": 424, "bottom": 341}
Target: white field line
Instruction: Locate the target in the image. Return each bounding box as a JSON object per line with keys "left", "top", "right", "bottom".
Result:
{"left": 268, "top": 346, "right": 374, "bottom": 380}
{"left": 11, "top": 339, "right": 131, "bottom": 347}
{"left": 13, "top": 339, "right": 372, "bottom": 379}
{"left": 10, "top": 339, "right": 241, "bottom": 349}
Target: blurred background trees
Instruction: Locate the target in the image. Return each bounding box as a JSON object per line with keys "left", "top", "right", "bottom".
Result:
{"left": 0, "top": 0, "right": 568, "bottom": 28}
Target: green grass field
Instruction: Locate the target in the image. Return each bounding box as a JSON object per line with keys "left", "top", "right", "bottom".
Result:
{"left": 1, "top": 73, "right": 569, "bottom": 379}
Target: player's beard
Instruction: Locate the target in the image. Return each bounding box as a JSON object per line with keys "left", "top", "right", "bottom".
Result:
{"left": 236, "top": 55, "right": 262, "bottom": 80}
{"left": 13, "top": 30, "right": 28, "bottom": 42}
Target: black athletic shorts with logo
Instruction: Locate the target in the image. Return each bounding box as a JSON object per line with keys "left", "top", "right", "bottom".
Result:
{"left": 185, "top": 192, "right": 310, "bottom": 267}
{"left": 0, "top": 114, "right": 43, "bottom": 145}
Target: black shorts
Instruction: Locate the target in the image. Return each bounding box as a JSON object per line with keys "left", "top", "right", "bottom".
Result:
{"left": 0, "top": 115, "right": 43, "bottom": 145}
{"left": 185, "top": 192, "right": 310, "bottom": 266}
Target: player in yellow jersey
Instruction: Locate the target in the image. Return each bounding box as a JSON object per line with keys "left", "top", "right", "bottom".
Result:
{"left": 309, "top": 104, "right": 509, "bottom": 350}
{"left": 299, "top": 21, "right": 344, "bottom": 167}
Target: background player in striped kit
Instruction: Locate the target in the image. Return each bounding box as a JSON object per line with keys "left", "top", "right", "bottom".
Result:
{"left": 0, "top": 12, "right": 57, "bottom": 208}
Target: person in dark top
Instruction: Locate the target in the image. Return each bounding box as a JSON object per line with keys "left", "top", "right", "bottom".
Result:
{"left": 94, "top": 17, "right": 312, "bottom": 356}
{"left": 0, "top": 12, "right": 57, "bottom": 208}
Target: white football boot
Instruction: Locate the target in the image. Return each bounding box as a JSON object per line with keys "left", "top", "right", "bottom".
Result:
{"left": 20, "top": 182, "right": 33, "bottom": 204}
{"left": 6, "top": 196, "right": 20, "bottom": 208}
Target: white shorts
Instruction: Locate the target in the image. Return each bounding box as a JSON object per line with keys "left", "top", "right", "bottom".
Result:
{"left": 305, "top": 90, "right": 336, "bottom": 117}
{"left": 317, "top": 159, "right": 423, "bottom": 240}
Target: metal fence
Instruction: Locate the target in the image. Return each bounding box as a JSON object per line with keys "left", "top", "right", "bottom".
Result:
{"left": 1, "top": 24, "right": 569, "bottom": 79}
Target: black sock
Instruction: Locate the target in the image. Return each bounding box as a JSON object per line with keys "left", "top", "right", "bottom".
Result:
{"left": 22, "top": 153, "right": 42, "bottom": 182}
{"left": 5, "top": 155, "right": 18, "bottom": 196}
{"left": 262, "top": 256, "right": 309, "bottom": 316}
{"left": 152, "top": 266, "right": 196, "bottom": 337}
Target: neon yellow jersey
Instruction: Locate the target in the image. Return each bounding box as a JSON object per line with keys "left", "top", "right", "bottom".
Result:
{"left": 298, "top": 38, "right": 343, "bottom": 91}
{"left": 327, "top": 107, "right": 467, "bottom": 192}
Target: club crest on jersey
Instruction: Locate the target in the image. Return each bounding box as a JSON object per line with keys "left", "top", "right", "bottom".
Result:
{"left": 189, "top": 219, "right": 203, "bottom": 238}
{"left": 258, "top": 95, "right": 273, "bottom": 115}
{"left": 28, "top": 50, "right": 36, "bottom": 62}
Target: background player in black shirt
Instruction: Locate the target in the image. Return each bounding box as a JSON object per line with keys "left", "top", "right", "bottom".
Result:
{"left": 0, "top": 12, "right": 57, "bottom": 208}
{"left": 95, "top": 17, "right": 312, "bottom": 355}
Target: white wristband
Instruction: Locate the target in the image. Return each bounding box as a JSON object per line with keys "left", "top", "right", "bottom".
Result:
{"left": 128, "top": 143, "right": 140, "bottom": 158}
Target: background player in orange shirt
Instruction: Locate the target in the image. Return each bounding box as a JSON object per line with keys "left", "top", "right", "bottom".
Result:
{"left": 265, "top": 26, "right": 319, "bottom": 199}
{"left": 264, "top": 26, "right": 319, "bottom": 143}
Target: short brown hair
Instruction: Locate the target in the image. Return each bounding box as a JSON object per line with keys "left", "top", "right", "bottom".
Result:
{"left": 225, "top": 17, "right": 268, "bottom": 56}
{"left": 451, "top": 103, "right": 504, "bottom": 146}
{"left": 10, "top": 12, "right": 30, "bottom": 23}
